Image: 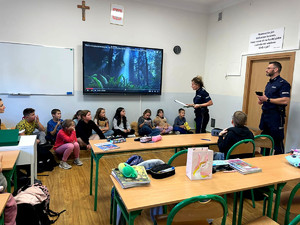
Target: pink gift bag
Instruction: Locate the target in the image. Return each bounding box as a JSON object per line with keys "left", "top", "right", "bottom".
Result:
{"left": 186, "top": 147, "right": 213, "bottom": 180}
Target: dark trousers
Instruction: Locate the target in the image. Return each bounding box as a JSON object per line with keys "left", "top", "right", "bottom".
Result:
{"left": 113, "top": 129, "right": 135, "bottom": 138}
{"left": 259, "top": 111, "right": 285, "bottom": 154}
{"left": 195, "top": 111, "right": 209, "bottom": 133}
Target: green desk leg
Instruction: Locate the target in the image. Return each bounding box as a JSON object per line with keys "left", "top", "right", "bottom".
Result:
{"left": 266, "top": 185, "right": 274, "bottom": 218}
{"left": 90, "top": 150, "right": 103, "bottom": 211}
{"left": 90, "top": 153, "right": 94, "bottom": 195}
{"left": 3, "top": 163, "right": 17, "bottom": 193}
{"left": 0, "top": 213, "right": 4, "bottom": 225}
{"left": 114, "top": 189, "right": 142, "bottom": 225}
{"left": 232, "top": 192, "right": 238, "bottom": 225}
{"left": 273, "top": 183, "right": 286, "bottom": 222}
{"left": 237, "top": 191, "right": 244, "bottom": 225}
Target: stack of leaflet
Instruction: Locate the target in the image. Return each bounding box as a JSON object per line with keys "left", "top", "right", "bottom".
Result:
{"left": 228, "top": 158, "right": 262, "bottom": 175}
{"left": 111, "top": 166, "right": 151, "bottom": 189}
{"left": 94, "top": 142, "right": 120, "bottom": 151}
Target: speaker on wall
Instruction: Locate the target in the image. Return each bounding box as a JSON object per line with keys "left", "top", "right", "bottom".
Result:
{"left": 173, "top": 45, "right": 181, "bottom": 55}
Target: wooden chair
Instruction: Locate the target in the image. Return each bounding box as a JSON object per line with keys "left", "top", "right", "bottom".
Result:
{"left": 254, "top": 135, "right": 274, "bottom": 156}
{"left": 225, "top": 139, "right": 256, "bottom": 224}
{"left": 281, "top": 182, "right": 300, "bottom": 225}
{"left": 167, "top": 150, "right": 188, "bottom": 167}
{"left": 154, "top": 195, "right": 227, "bottom": 225}
{"left": 245, "top": 182, "right": 300, "bottom": 225}
{"left": 225, "top": 139, "right": 256, "bottom": 160}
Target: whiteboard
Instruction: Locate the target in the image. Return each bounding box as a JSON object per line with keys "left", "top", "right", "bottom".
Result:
{"left": 0, "top": 42, "right": 74, "bottom": 95}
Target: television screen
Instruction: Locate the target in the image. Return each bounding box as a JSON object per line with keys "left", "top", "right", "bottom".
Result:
{"left": 83, "top": 41, "right": 163, "bottom": 95}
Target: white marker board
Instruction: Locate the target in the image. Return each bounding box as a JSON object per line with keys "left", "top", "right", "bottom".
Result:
{"left": 0, "top": 42, "right": 74, "bottom": 95}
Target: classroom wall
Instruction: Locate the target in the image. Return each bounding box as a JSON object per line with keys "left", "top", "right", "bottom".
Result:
{"left": 204, "top": 0, "right": 300, "bottom": 151}
{"left": 0, "top": 0, "right": 208, "bottom": 128}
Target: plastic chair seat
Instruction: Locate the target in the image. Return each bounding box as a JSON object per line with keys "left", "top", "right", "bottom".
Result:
{"left": 245, "top": 216, "right": 279, "bottom": 225}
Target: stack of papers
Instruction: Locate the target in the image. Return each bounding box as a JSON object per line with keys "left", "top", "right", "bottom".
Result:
{"left": 228, "top": 158, "right": 262, "bottom": 175}
{"left": 111, "top": 166, "right": 151, "bottom": 189}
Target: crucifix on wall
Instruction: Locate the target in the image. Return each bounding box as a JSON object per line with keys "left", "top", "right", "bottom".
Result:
{"left": 77, "top": 1, "right": 90, "bottom": 21}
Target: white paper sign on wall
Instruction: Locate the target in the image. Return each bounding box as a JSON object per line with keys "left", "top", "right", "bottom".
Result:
{"left": 249, "top": 27, "right": 284, "bottom": 53}
{"left": 110, "top": 4, "right": 124, "bottom": 26}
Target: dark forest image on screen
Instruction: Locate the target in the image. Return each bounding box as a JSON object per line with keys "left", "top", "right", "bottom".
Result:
{"left": 83, "top": 42, "right": 163, "bottom": 94}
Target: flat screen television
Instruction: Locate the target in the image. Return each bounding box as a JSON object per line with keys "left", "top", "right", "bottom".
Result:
{"left": 83, "top": 41, "right": 163, "bottom": 95}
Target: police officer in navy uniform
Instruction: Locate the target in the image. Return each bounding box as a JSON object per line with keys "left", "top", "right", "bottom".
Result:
{"left": 187, "top": 76, "right": 213, "bottom": 133}
{"left": 257, "top": 61, "right": 291, "bottom": 155}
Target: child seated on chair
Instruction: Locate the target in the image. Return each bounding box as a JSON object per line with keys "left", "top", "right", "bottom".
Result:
{"left": 75, "top": 110, "right": 105, "bottom": 150}
{"left": 173, "top": 108, "right": 193, "bottom": 134}
{"left": 0, "top": 98, "right": 6, "bottom": 130}
{"left": 54, "top": 119, "right": 82, "bottom": 170}
{"left": 138, "top": 109, "right": 160, "bottom": 137}
{"left": 112, "top": 107, "right": 135, "bottom": 138}
{"left": 153, "top": 109, "right": 173, "bottom": 134}
{"left": 217, "top": 111, "right": 254, "bottom": 158}
{"left": 72, "top": 110, "right": 83, "bottom": 126}
{"left": 46, "top": 109, "right": 63, "bottom": 145}
{"left": 16, "top": 108, "right": 47, "bottom": 145}
{"left": 94, "top": 108, "right": 114, "bottom": 138}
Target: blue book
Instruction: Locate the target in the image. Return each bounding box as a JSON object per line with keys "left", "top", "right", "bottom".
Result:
{"left": 94, "top": 142, "right": 120, "bottom": 151}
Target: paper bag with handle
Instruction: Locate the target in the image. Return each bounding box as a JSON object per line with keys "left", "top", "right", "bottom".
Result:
{"left": 186, "top": 147, "right": 213, "bottom": 180}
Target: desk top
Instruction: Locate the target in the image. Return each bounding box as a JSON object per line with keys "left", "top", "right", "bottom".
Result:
{"left": 0, "top": 150, "right": 20, "bottom": 170}
{"left": 0, "top": 193, "right": 10, "bottom": 215}
{"left": 111, "top": 154, "right": 299, "bottom": 212}
{"left": 90, "top": 133, "right": 218, "bottom": 155}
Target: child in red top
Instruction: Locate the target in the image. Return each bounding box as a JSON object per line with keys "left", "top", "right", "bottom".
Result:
{"left": 54, "top": 119, "right": 82, "bottom": 169}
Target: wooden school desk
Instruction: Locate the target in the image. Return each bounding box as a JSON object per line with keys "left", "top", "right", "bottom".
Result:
{"left": 89, "top": 133, "right": 218, "bottom": 211}
{"left": 111, "top": 154, "right": 300, "bottom": 225}
{"left": 0, "top": 193, "right": 10, "bottom": 225}
{"left": 1, "top": 150, "right": 20, "bottom": 193}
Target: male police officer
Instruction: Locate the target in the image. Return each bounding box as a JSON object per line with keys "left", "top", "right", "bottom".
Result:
{"left": 257, "top": 61, "right": 291, "bottom": 154}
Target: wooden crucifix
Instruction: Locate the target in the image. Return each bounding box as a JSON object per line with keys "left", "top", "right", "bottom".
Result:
{"left": 77, "top": 1, "right": 90, "bottom": 21}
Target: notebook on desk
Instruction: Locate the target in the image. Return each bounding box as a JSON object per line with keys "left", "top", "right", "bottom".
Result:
{"left": 0, "top": 129, "right": 20, "bottom": 146}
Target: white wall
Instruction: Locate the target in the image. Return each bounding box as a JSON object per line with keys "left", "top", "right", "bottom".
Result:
{"left": 0, "top": 0, "right": 207, "bottom": 128}
{"left": 204, "top": 0, "right": 300, "bottom": 151}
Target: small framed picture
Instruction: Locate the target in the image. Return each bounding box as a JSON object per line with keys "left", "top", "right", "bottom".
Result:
{"left": 110, "top": 4, "right": 124, "bottom": 26}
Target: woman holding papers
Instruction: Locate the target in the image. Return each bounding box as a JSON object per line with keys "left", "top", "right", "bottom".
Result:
{"left": 187, "top": 76, "right": 213, "bottom": 133}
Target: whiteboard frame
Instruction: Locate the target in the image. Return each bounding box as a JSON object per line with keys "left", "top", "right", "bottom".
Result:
{"left": 0, "top": 42, "right": 74, "bottom": 96}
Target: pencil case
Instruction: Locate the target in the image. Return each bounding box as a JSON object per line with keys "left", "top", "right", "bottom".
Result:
{"left": 149, "top": 164, "right": 175, "bottom": 179}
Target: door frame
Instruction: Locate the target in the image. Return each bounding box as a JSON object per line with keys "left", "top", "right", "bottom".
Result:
{"left": 242, "top": 52, "right": 295, "bottom": 136}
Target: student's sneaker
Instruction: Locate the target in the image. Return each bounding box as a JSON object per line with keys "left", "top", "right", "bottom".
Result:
{"left": 175, "top": 131, "right": 180, "bottom": 135}
{"left": 59, "top": 161, "right": 72, "bottom": 170}
{"left": 74, "top": 158, "right": 83, "bottom": 166}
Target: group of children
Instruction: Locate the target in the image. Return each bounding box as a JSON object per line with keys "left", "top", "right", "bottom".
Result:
{"left": 7, "top": 106, "right": 192, "bottom": 170}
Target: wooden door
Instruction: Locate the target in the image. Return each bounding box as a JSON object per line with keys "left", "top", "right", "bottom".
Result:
{"left": 242, "top": 52, "right": 295, "bottom": 138}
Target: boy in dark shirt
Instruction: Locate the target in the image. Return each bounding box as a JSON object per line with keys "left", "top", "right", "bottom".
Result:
{"left": 218, "top": 111, "right": 254, "bottom": 159}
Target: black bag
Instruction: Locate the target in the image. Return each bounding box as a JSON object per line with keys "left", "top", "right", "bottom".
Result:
{"left": 211, "top": 128, "right": 223, "bottom": 136}
{"left": 37, "top": 145, "right": 58, "bottom": 173}
{"left": 15, "top": 183, "right": 66, "bottom": 225}
{"left": 149, "top": 163, "right": 175, "bottom": 179}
